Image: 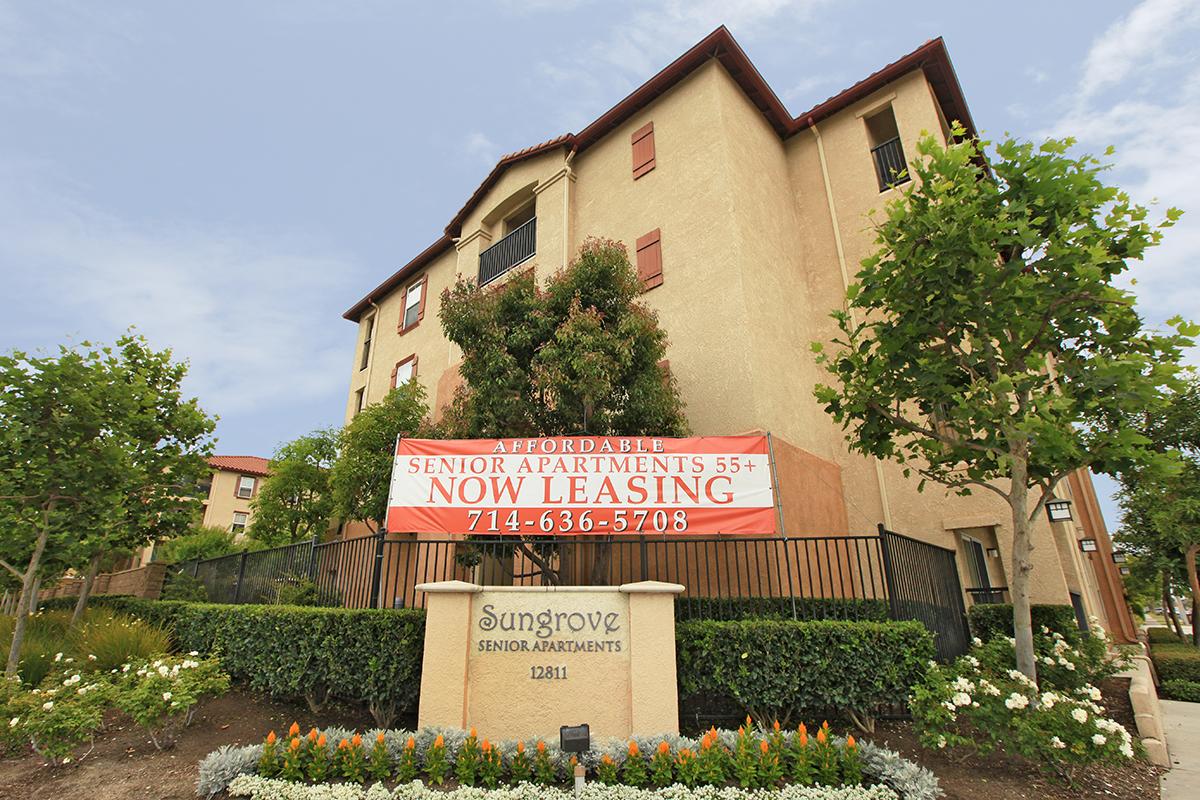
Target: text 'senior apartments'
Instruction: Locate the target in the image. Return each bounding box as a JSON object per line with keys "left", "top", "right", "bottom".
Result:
{"left": 338, "top": 27, "right": 1135, "bottom": 641}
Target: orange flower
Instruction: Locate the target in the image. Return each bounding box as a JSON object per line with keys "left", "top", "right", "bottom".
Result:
{"left": 434, "top": 734, "right": 444, "bottom": 748}
{"left": 307, "top": 728, "right": 318, "bottom": 742}
{"left": 627, "top": 741, "right": 639, "bottom": 757}
{"left": 798, "top": 723, "right": 808, "bottom": 736}
{"left": 376, "top": 733, "right": 385, "bottom": 745}
{"left": 773, "top": 720, "right": 781, "bottom": 732}
{"left": 288, "top": 722, "right": 300, "bottom": 737}
{"left": 516, "top": 741, "right": 525, "bottom": 753}
{"left": 266, "top": 731, "right": 276, "bottom": 745}
{"left": 817, "top": 729, "right": 827, "bottom": 745}
{"left": 759, "top": 739, "right": 769, "bottom": 754}
{"left": 536, "top": 740, "right": 546, "bottom": 754}
{"left": 481, "top": 739, "right": 491, "bottom": 752}
{"left": 351, "top": 733, "right": 362, "bottom": 748}
{"left": 678, "top": 748, "right": 693, "bottom": 762}
{"left": 700, "top": 733, "right": 711, "bottom": 750}
{"left": 846, "top": 735, "right": 856, "bottom": 750}
{"left": 708, "top": 726, "right": 718, "bottom": 740}
{"left": 406, "top": 736, "right": 416, "bottom": 751}
{"left": 339, "top": 738, "right": 349, "bottom": 750}
{"left": 657, "top": 741, "right": 670, "bottom": 755}
{"left": 289, "top": 737, "right": 300, "bottom": 751}
{"left": 821, "top": 721, "right": 830, "bottom": 733}
{"left": 569, "top": 756, "right": 577, "bottom": 767}
{"left": 469, "top": 727, "right": 477, "bottom": 739}
{"left": 318, "top": 734, "right": 327, "bottom": 747}
{"left": 601, "top": 754, "right": 613, "bottom": 765}
{"left": 799, "top": 729, "right": 809, "bottom": 747}
{"left": 745, "top": 715, "right": 752, "bottom": 728}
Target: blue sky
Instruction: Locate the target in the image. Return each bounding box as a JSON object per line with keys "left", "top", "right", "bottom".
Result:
{"left": 2, "top": 0, "right": 1198, "bottom": 531}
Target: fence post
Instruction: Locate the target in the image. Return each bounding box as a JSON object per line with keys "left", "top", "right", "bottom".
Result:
{"left": 638, "top": 535, "right": 649, "bottom": 582}
{"left": 190, "top": 559, "right": 199, "bottom": 578}
{"left": 307, "top": 534, "right": 320, "bottom": 582}
{"left": 233, "top": 550, "right": 249, "bottom": 604}
{"left": 370, "top": 530, "right": 387, "bottom": 609}
{"left": 877, "top": 523, "right": 898, "bottom": 620}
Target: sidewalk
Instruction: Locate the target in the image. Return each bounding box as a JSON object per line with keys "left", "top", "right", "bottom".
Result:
{"left": 1160, "top": 699, "right": 1200, "bottom": 800}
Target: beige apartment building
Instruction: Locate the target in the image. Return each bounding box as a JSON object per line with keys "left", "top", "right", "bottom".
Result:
{"left": 340, "top": 27, "right": 1135, "bottom": 641}
{"left": 200, "top": 455, "right": 270, "bottom": 536}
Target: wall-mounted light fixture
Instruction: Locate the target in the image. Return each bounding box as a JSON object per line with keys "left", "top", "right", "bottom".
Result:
{"left": 1046, "top": 499, "right": 1074, "bottom": 522}
{"left": 1079, "top": 538, "right": 1098, "bottom": 553}
{"left": 1112, "top": 552, "right": 1127, "bottom": 563}
{"left": 1119, "top": 566, "right": 1131, "bottom": 576}
{"left": 986, "top": 547, "right": 1000, "bottom": 558}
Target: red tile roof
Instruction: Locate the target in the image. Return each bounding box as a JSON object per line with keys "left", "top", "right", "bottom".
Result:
{"left": 343, "top": 26, "right": 975, "bottom": 321}
{"left": 207, "top": 455, "right": 271, "bottom": 476}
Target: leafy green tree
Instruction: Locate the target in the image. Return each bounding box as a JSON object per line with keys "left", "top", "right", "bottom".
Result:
{"left": 0, "top": 334, "right": 214, "bottom": 675}
{"left": 439, "top": 238, "right": 687, "bottom": 438}
{"left": 250, "top": 429, "right": 338, "bottom": 546}
{"left": 155, "top": 525, "right": 254, "bottom": 564}
{"left": 813, "top": 126, "right": 1192, "bottom": 680}
{"left": 1116, "top": 376, "right": 1200, "bottom": 644}
{"left": 330, "top": 381, "right": 430, "bottom": 532}
{"left": 439, "top": 239, "right": 688, "bottom": 583}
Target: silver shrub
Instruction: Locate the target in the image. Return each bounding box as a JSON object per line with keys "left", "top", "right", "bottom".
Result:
{"left": 197, "top": 743, "right": 263, "bottom": 798}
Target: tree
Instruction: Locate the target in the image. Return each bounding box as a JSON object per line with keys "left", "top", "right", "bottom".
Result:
{"left": 330, "top": 381, "right": 430, "bottom": 532}
{"left": 1116, "top": 376, "right": 1200, "bottom": 645}
{"left": 0, "top": 334, "right": 214, "bottom": 675}
{"left": 812, "top": 126, "right": 1192, "bottom": 680}
{"left": 155, "top": 524, "right": 258, "bottom": 564}
{"left": 438, "top": 239, "right": 688, "bottom": 583}
{"left": 250, "top": 429, "right": 338, "bottom": 546}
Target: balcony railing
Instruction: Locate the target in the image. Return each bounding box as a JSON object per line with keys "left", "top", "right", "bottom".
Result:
{"left": 966, "top": 586, "right": 1010, "bottom": 605}
{"left": 478, "top": 217, "right": 536, "bottom": 286}
{"left": 871, "top": 136, "right": 909, "bottom": 192}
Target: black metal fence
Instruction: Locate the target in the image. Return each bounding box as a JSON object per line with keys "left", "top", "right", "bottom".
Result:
{"left": 179, "top": 529, "right": 971, "bottom": 659}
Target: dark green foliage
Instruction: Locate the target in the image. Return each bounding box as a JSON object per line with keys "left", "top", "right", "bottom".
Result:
{"left": 676, "top": 597, "right": 888, "bottom": 622}
{"left": 1147, "top": 626, "right": 1184, "bottom": 644}
{"left": 159, "top": 570, "right": 208, "bottom": 602}
{"left": 676, "top": 619, "right": 933, "bottom": 724}
{"left": 1152, "top": 643, "right": 1200, "bottom": 684}
{"left": 1162, "top": 679, "right": 1200, "bottom": 702}
{"left": 156, "top": 526, "right": 244, "bottom": 564}
{"left": 58, "top": 597, "right": 424, "bottom": 719}
{"left": 272, "top": 576, "right": 339, "bottom": 607}
{"left": 968, "top": 604, "right": 1080, "bottom": 643}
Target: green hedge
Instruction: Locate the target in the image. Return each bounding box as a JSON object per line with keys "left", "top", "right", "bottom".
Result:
{"left": 676, "top": 618, "right": 933, "bottom": 723}
{"left": 1152, "top": 643, "right": 1200, "bottom": 685}
{"left": 1147, "top": 626, "right": 1185, "bottom": 644}
{"left": 40, "top": 596, "right": 424, "bottom": 725}
{"left": 1162, "top": 679, "right": 1200, "bottom": 703}
{"left": 967, "top": 603, "right": 1079, "bottom": 642}
{"left": 675, "top": 596, "right": 889, "bottom": 622}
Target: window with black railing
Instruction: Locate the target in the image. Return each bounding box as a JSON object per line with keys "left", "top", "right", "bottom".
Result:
{"left": 871, "top": 137, "right": 908, "bottom": 191}
{"left": 478, "top": 217, "right": 536, "bottom": 286}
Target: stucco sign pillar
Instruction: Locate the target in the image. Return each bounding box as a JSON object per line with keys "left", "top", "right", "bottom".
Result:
{"left": 415, "top": 580, "right": 684, "bottom": 740}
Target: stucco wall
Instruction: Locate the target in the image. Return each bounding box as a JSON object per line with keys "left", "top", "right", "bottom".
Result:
{"left": 201, "top": 468, "right": 260, "bottom": 532}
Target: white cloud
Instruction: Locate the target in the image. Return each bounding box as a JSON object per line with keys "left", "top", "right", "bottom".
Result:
{"left": 1078, "top": 0, "right": 1200, "bottom": 100}
{"left": 464, "top": 131, "right": 501, "bottom": 166}
{"left": 0, "top": 157, "right": 358, "bottom": 425}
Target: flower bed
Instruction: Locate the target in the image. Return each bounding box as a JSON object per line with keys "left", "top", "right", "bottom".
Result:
{"left": 225, "top": 775, "right": 901, "bottom": 799}
{"left": 197, "top": 723, "right": 940, "bottom": 800}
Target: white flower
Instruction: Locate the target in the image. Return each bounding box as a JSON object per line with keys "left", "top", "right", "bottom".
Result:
{"left": 8, "top": 717, "right": 18, "bottom": 728}
{"left": 1120, "top": 742, "right": 1134, "bottom": 758}
{"left": 53, "top": 653, "right": 63, "bottom": 663}
{"left": 1088, "top": 686, "right": 1102, "bottom": 701}
{"left": 1039, "top": 692, "right": 1058, "bottom": 709}
{"left": 1004, "top": 693, "right": 1029, "bottom": 710}
{"left": 952, "top": 692, "right": 972, "bottom": 707}
{"left": 972, "top": 637, "right": 983, "bottom": 647}
{"left": 963, "top": 655, "right": 980, "bottom": 668}
{"left": 1072, "top": 708, "right": 1088, "bottom": 723}
{"left": 122, "top": 664, "right": 130, "bottom": 673}
{"left": 1092, "top": 734, "right": 1107, "bottom": 746}
{"left": 162, "top": 692, "right": 172, "bottom": 701}
{"left": 1041, "top": 657, "right": 1055, "bottom": 666}
{"left": 1050, "top": 736, "right": 1066, "bottom": 749}
{"left": 157, "top": 665, "right": 169, "bottom": 677}
{"left": 62, "top": 757, "right": 71, "bottom": 764}
{"left": 1063, "top": 661, "right": 1075, "bottom": 671}
{"left": 978, "top": 680, "right": 1001, "bottom": 696}
{"left": 936, "top": 735, "right": 947, "bottom": 749}
{"left": 41, "top": 701, "right": 53, "bottom": 711}
{"left": 87, "top": 654, "right": 96, "bottom": 661}
{"left": 77, "top": 687, "right": 87, "bottom": 695}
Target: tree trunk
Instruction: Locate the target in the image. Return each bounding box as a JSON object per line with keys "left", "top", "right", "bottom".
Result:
{"left": 1164, "top": 571, "right": 1184, "bottom": 638}
{"left": 1008, "top": 448, "right": 1038, "bottom": 681}
{"left": 6, "top": 524, "right": 50, "bottom": 678}
{"left": 1186, "top": 543, "right": 1199, "bottom": 647}
{"left": 70, "top": 552, "right": 103, "bottom": 627}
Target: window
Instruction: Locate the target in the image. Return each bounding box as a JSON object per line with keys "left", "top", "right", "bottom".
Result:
{"left": 392, "top": 354, "right": 418, "bottom": 388}
{"left": 961, "top": 536, "right": 991, "bottom": 590}
{"left": 359, "top": 315, "right": 374, "bottom": 371}
{"left": 399, "top": 276, "right": 427, "bottom": 333}
{"left": 864, "top": 105, "right": 908, "bottom": 192}
{"left": 231, "top": 512, "right": 248, "bottom": 535}
{"left": 504, "top": 201, "right": 535, "bottom": 235}
{"left": 636, "top": 228, "right": 663, "bottom": 290}
{"left": 631, "top": 121, "right": 655, "bottom": 179}
{"left": 236, "top": 475, "right": 256, "bottom": 499}
{"left": 354, "top": 387, "right": 365, "bottom": 415}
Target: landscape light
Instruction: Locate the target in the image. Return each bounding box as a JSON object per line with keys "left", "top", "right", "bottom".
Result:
{"left": 1046, "top": 499, "right": 1074, "bottom": 522}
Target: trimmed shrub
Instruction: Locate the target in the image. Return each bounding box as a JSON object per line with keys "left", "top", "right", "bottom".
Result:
{"left": 1162, "top": 679, "right": 1200, "bottom": 703}
{"left": 160, "top": 570, "right": 209, "bottom": 602}
{"left": 967, "top": 604, "right": 1079, "bottom": 642}
{"left": 1146, "top": 626, "right": 1184, "bottom": 644}
{"left": 49, "top": 597, "right": 425, "bottom": 727}
{"left": 676, "top": 619, "right": 933, "bottom": 729}
{"left": 676, "top": 597, "right": 889, "bottom": 622}
{"left": 1152, "top": 644, "right": 1200, "bottom": 684}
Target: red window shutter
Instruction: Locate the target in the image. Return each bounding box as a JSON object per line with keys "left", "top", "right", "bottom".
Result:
{"left": 411, "top": 354, "right": 419, "bottom": 377}
{"left": 417, "top": 276, "right": 428, "bottom": 321}
{"left": 636, "top": 228, "right": 663, "bottom": 290}
{"left": 390, "top": 363, "right": 399, "bottom": 389}
{"left": 631, "top": 122, "right": 655, "bottom": 179}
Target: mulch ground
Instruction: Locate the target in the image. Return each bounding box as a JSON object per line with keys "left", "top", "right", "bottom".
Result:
{"left": 0, "top": 680, "right": 1164, "bottom": 799}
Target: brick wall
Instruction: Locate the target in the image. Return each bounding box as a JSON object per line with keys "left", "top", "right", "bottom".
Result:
{"left": 40, "top": 562, "right": 168, "bottom": 602}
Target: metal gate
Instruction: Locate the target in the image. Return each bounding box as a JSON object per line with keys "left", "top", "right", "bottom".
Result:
{"left": 879, "top": 526, "right": 971, "bottom": 661}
